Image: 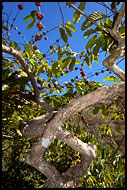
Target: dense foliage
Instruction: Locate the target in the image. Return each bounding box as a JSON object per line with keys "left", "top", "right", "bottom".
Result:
{"left": 2, "top": 2, "right": 125, "bottom": 188}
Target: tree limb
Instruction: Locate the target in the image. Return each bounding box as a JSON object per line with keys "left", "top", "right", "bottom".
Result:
{"left": 2, "top": 44, "right": 54, "bottom": 112}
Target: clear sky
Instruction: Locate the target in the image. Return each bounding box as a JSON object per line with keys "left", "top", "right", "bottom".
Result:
{"left": 2, "top": 2, "right": 125, "bottom": 88}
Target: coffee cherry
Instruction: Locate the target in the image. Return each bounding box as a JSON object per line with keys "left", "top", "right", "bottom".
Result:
{"left": 48, "top": 84, "right": 52, "bottom": 88}
{"left": 43, "top": 31, "right": 46, "bottom": 35}
{"left": 37, "top": 79, "right": 41, "bottom": 84}
{"left": 81, "top": 71, "right": 86, "bottom": 77}
{"left": 35, "top": 34, "right": 42, "bottom": 41}
{"left": 56, "top": 39, "right": 59, "bottom": 43}
{"left": 85, "top": 80, "right": 89, "bottom": 85}
{"left": 44, "top": 37, "right": 48, "bottom": 40}
{"left": 18, "top": 4, "right": 23, "bottom": 10}
{"left": 43, "top": 54, "right": 46, "bottom": 58}
{"left": 101, "top": 70, "right": 104, "bottom": 73}
{"left": 65, "top": 82, "right": 69, "bottom": 87}
{"left": 61, "top": 85, "right": 64, "bottom": 88}
{"left": 75, "top": 76, "right": 78, "bottom": 79}
{"left": 66, "top": 70, "right": 69, "bottom": 73}
{"left": 80, "top": 68, "right": 83, "bottom": 71}
{"left": 50, "top": 46, "right": 53, "bottom": 49}
{"left": 75, "top": 67, "right": 78, "bottom": 70}
{"left": 33, "top": 45, "right": 38, "bottom": 50}
{"left": 71, "top": 79, "right": 75, "bottom": 83}
{"left": 37, "top": 13, "right": 44, "bottom": 20}
{"left": 95, "top": 72, "right": 99, "bottom": 76}
{"left": 81, "top": 63, "right": 84, "bottom": 66}
{"left": 54, "top": 84, "right": 58, "bottom": 88}
{"left": 37, "top": 22, "right": 44, "bottom": 30}
{"left": 35, "top": 2, "right": 42, "bottom": 6}
{"left": 61, "top": 72, "right": 64, "bottom": 76}
{"left": 45, "top": 96, "right": 50, "bottom": 100}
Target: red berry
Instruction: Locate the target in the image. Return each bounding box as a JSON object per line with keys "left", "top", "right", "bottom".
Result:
{"left": 75, "top": 67, "right": 78, "bottom": 70}
{"left": 18, "top": 4, "right": 23, "bottom": 10}
{"left": 81, "top": 71, "right": 86, "bottom": 77}
{"left": 37, "top": 13, "right": 44, "bottom": 20}
{"left": 65, "top": 82, "right": 69, "bottom": 87}
{"left": 61, "top": 85, "right": 64, "bottom": 88}
{"left": 101, "top": 70, "right": 104, "bottom": 73}
{"left": 85, "top": 80, "right": 88, "bottom": 84}
{"left": 75, "top": 76, "right": 78, "bottom": 79}
{"left": 35, "top": 2, "right": 42, "bottom": 6}
{"left": 35, "top": 34, "right": 42, "bottom": 41}
{"left": 61, "top": 72, "right": 64, "bottom": 76}
{"left": 37, "top": 79, "right": 41, "bottom": 84}
{"left": 95, "top": 72, "right": 99, "bottom": 76}
{"left": 37, "top": 22, "right": 44, "bottom": 30}
{"left": 54, "top": 84, "right": 58, "bottom": 88}
{"left": 48, "top": 84, "right": 52, "bottom": 88}
{"left": 71, "top": 79, "right": 75, "bottom": 83}
{"left": 80, "top": 68, "right": 83, "bottom": 71}
{"left": 33, "top": 45, "right": 38, "bottom": 50}
{"left": 66, "top": 70, "right": 69, "bottom": 73}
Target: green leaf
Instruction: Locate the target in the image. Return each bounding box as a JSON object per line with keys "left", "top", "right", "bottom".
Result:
{"left": 31, "top": 10, "right": 37, "bottom": 19}
{"left": 93, "top": 107, "right": 99, "bottom": 115}
{"left": 52, "top": 61, "right": 59, "bottom": 74}
{"left": 9, "top": 41, "right": 21, "bottom": 50}
{"left": 84, "top": 54, "right": 90, "bottom": 67}
{"left": 46, "top": 66, "right": 52, "bottom": 78}
{"left": 83, "top": 28, "right": 98, "bottom": 38}
{"left": 24, "top": 15, "right": 32, "bottom": 21}
{"left": 75, "top": 59, "right": 80, "bottom": 64}
{"left": 65, "top": 26, "right": 72, "bottom": 38}
{"left": 69, "top": 57, "right": 76, "bottom": 71}
{"left": 93, "top": 35, "right": 104, "bottom": 56}
{"left": 59, "top": 25, "right": 68, "bottom": 43}
{"left": 104, "top": 18, "right": 113, "bottom": 28}
{"left": 26, "top": 20, "right": 35, "bottom": 29}
{"left": 103, "top": 76, "right": 118, "bottom": 82}
{"left": 24, "top": 44, "right": 34, "bottom": 64}
{"left": 73, "top": 2, "right": 86, "bottom": 24}
{"left": 81, "top": 11, "right": 106, "bottom": 31}
{"left": 61, "top": 56, "right": 71, "bottom": 69}
{"left": 66, "top": 22, "right": 77, "bottom": 32}
{"left": 86, "top": 34, "right": 97, "bottom": 49}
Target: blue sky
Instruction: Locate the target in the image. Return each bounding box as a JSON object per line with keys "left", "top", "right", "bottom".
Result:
{"left": 2, "top": 2, "right": 125, "bottom": 88}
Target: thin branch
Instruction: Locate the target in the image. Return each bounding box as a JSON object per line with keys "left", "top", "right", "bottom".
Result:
{"left": 113, "top": 2, "right": 125, "bottom": 31}
{"left": 66, "top": 2, "right": 113, "bottom": 39}
{"left": 57, "top": 2, "right": 65, "bottom": 27}
{"left": 2, "top": 44, "right": 54, "bottom": 112}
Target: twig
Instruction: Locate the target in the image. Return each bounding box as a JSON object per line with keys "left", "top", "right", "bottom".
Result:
{"left": 66, "top": 2, "right": 113, "bottom": 39}
{"left": 57, "top": 2, "right": 65, "bottom": 27}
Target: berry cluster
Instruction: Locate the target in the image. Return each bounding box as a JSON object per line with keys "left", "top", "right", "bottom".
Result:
{"left": 33, "top": 2, "right": 45, "bottom": 50}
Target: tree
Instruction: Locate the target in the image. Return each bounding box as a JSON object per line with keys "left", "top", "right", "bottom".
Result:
{"left": 2, "top": 2, "right": 125, "bottom": 188}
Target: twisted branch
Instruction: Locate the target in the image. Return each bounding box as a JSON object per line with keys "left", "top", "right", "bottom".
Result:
{"left": 2, "top": 44, "right": 54, "bottom": 112}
